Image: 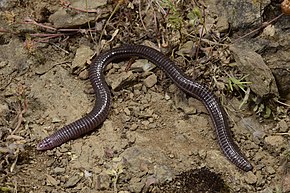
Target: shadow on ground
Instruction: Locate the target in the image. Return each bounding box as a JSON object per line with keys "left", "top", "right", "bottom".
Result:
{"left": 156, "top": 167, "right": 230, "bottom": 193}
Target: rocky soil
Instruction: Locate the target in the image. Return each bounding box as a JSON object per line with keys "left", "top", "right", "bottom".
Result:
{"left": 0, "top": 0, "right": 290, "bottom": 192}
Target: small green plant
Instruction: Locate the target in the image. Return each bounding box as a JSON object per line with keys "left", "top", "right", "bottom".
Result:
{"left": 187, "top": 6, "right": 203, "bottom": 27}
{"left": 0, "top": 187, "right": 11, "bottom": 192}
{"left": 159, "top": 0, "right": 183, "bottom": 29}
{"left": 106, "top": 157, "right": 125, "bottom": 193}
{"left": 227, "top": 74, "right": 251, "bottom": 109}
{"left": 227, "top": 74, "right": 272, "bottom": 118}
{"left": 227, "top": 74, "right": 251, "bottom": 93}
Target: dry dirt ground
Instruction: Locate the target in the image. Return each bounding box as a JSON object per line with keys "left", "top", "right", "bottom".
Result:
{"left": 0, "top": 0, "right": 290, "bottom": 193}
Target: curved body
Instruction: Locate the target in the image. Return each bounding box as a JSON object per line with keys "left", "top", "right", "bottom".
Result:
{"left": 37, "top": 44, "right": 253, "bottom": 171}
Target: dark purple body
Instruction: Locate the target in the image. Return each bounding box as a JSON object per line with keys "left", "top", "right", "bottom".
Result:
{"left": 37, "top": 45, "right": 253, "bottom": 171}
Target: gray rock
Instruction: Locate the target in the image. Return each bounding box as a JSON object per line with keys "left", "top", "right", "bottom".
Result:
{"left": 123, "top": 107, "right": 130, "bottom": 116}
{"left": 266, "top": 166, "right": 275, "bottom": 175}
{"left": 49, "top": 0, "right": 107, "bottom": 28}
{"left": 64, "top": 173, "right": 83, "bottom": 188}
{"left": 107, "top": 71, "right": 136, "bottom": 90}
{"left": 279, "top": 120, "right": 288, "bottom": 133}
{"left": 53, "top": 167, "right": 66, "bottom": 174}
{"left": 164, "top": 93, "right": 171, "bottom": 100}
{"left": 205, "top": 0, "right": 271, "bottom": 29}
{"left": 216, "top": 16, "right": 229, "bottom": 32}
{"left": 71, "top": 45, "right": 94, "bottom": 74}
{"left": 130, "top": 123, "right": 138, "bottom": 131}
{"left": 176, "top": 41, "right": 194, "bottom": 57}
{"left": 198, "top": 150, "right": 207, "bottom": 160}
{"left": 49, "top": 8, "right": 94, "bottom": 28}
{"left": 230, "top": 45, "right": 279, "bottom": 98}
{"left": 130, "top": 59, "right": 155, "bottom": 72}
{"left": 244, "top": 171, "right": 257, "bottom": 185}
{"left": 79, "top": 69, "right": 89, "bottom": 80}
{"left": 46, "top": 174, "right": 60, "bottom": 186}
{"left": 70, "top": 0, "right": 107, "bottom": 9}
{"left": 143, "top": 74, "right": 157, "bottom": 88}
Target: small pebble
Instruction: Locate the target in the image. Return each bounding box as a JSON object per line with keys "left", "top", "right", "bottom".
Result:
{"left": 266, "top": 166, "right": 276, "bottom": 175}
{"left": 198, "top": 150, "right": 207, "bottom": 159}
{"left": 51, "top": 117, "right": 61, "bottom": 123}
{"left": 84, "top": 170, "right": 92, "bottom": 178}
{"left": 164, "top": 93, "right": 171, "bottom": 100}
{"left": 71, "top": 45, "right": 94, "bottom": 74}
{"left": 279, "top": 120, "right": 288, "bottom": 132}
{"left": 148, "top": 118, "right": 154, "bottom": 123}
{"left": 79, "top": 69, "right": 89, "bottom": 80}
{"left": 143, "top": 74, "right": 157, "bottom": 88}
{"left": 244, "top": 172, "right": 257, "bottom": 184}
{"left": 53, "top": 167, "right": 66, "bottom": 174}
{"left": 168, "top": 84, "right": 177, "bottom": 93}
{"left": 130, "top": 123, "right": 138, "bottom": 131}
{"left": 124, "top": 107, "right": 131, "bottom": 116}
{"left": 127, "top": 133, "right": 136, "bottom": 144}
{"left": 46, "top": 174, "right": 60, "bottom": 186}
{"left": 64, "top": 173, "right": 83, "bottom": 188}
{"left": 142, "top": 120, "right": 150, "bottom": 126}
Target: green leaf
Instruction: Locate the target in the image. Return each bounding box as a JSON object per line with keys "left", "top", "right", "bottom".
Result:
{"left": 0, "top": 187, "right": 11, "bottom": 192}
{"left": 264, "top": 106, "right": 271, "bottom": 118}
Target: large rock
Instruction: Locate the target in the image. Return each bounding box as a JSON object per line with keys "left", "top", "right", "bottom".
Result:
{"left": 49, "top": 0, "right": 107, "bottom": 28}
{"left": 230, "top": 45, "right": 279, "bottom": 98}
{"left": 205, "top": 0, "right": 271, "bottom": 29}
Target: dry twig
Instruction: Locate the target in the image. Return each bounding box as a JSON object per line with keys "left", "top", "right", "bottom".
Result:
{"left": 11, "top": 84, "right": 28, "bottom": 135}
